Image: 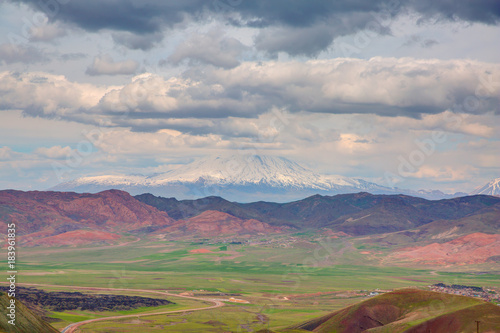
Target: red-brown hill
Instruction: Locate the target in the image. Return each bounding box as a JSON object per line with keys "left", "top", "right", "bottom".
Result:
{"left": 157, "top": 210, "right": 283, "bottom": 237}
{"left": 0, "top": 189, "right": 174, "bottom": 246}
{"left": 391, "top": 232, "right": 500, "bottom": 265}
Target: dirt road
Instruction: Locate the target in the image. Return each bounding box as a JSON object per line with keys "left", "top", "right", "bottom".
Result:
{"left": 0, "top": 282, "right": 224, "bottom": 333}
{"left": 60, "top": 298, "right": 224, "bottom": 333}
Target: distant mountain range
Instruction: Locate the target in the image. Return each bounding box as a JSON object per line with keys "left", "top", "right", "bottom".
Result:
{"left": 2, "top": 188, "right": 500, "bottom": 267}
{"left": 51, "top": 154, "right": 472, "bottom": 202}
{"left": 136, "top": 191, "right": 500, "bottom": 236}
{"left": 2, "top": 189, "right": 499, "bottom": 248}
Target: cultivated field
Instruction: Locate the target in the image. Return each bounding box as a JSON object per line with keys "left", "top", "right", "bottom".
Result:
{"left": 8, "top": 234, "right": 500, "bottom": 332}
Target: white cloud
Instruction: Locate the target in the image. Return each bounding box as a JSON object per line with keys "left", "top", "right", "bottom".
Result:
{"left": 0, "top": 71, "right": 114, "bottom": 118}
{"left": 86, "top": 54, "right": 139, "bottom": 76}
{"left": 0, "top": 146, "right": 15, "bottom": 161}
{"left": 35, "top": 146, "right": 74, "bottom": 159}
{"left": 337, "top": 133, "right": 373, "bottom": 154}
{"left": 89, "top": 128, "right": 231, "bottom": 161}
{"left": 411, "top": 165, "right": 478, "bottom": 182}
{"left": 0, "top": 43, "right": 47, "bottom": 64}
{"left": 29, "top": 23, "right": 67, "bottom": 42}
{"left": 370, "top": 111, "right": 499, "bottom": 138}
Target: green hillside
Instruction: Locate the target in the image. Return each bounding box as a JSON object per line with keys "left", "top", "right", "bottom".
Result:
{"left": 287, "top": 289, "right": 500, "bottom": 333}
{"left": 0, "top": 292, "right": 58, "bottom": 333}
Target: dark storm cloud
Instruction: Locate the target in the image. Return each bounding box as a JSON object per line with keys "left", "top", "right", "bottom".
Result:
{"left": 253, "top": 11, "right": 385, "bottom": 57}
{"left": 14, "top": 0, "right": 500, "bottom": 55}
{"left": 27, "top": 0, "right": 182, "bottom": 33}
{"left": 254, "top": 25, "right": 336, "bottom": 57}
{"left": 18, "top": 0, "right": 386, "bottom": 33}
{"left": 408, "top": 0, "right": 500, "bottom": 24}
{"left": 227, "top": 0, "right": 389, "bottom": 27}
{"left": 168, "top": 29, "right": 248, "bottom": 69}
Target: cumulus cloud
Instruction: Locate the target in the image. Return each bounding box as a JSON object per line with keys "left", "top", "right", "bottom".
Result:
{"left": 0, "top": 71, "right": 111, "bottom": 118}
{"left": 35, "top": 146, "right": 74, "bottom": 159}
{"left": 0, "top": 43, "right": 48, "bottom": 64}
{"left": 96, "top": 58, "right": 500, "bottom": 126}
{"left": 168, "top": 29, "right": 248, "bottom": 68}
{"left": 1, "top": 58, "right": 499, "bottom": 135}
{"left": 86, "top": 54, "right": 139, "bottom": 76}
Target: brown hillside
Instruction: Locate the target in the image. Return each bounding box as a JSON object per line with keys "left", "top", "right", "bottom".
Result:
{"left": 405, "top": 302, "right": 500, "bottom": 333}
{"left": 158, "top": 210, "right": 283, "bottom": 237}
{"left": 0, "top": 190, "right": 173, "bottom": 246}
{"left": 392, "top": 232, "right": 500, "bottom": 265}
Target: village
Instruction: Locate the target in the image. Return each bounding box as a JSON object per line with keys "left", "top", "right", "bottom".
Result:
{"left": 430, "top": 283, "right": 500, "bottom": 303}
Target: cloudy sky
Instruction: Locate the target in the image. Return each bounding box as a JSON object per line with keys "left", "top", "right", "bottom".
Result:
{"left": 0, "top": 0, "right": 499, "bottom": 194}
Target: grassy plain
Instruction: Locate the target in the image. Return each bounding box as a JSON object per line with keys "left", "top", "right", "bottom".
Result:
{"left": 6, "top": 235, "right": 500, "bottom": 332}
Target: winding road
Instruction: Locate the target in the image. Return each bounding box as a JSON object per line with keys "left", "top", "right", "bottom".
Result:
{"left": 0, "top": 282, "right": 224, "bottom": 333}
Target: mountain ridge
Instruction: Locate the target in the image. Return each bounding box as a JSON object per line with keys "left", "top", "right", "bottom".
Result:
{"left": 136, "top": 191, "right": 500, "bottom": 235}
{"left": 2, "top": 189, "right": 499, "bottom": 248}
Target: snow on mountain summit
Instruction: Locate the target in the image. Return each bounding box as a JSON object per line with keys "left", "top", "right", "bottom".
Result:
{"left": 470, "top": 178, "right": 500, "bottom": 196}
{"left": 148, "top": 154, "right": 337, "bottom": 189}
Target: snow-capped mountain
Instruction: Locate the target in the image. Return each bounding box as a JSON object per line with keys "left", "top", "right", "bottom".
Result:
{"left": 151, "top": 155, "right": 328, "bottom": 188}
{"left": 147, "top": 155, "right": 386, "bottom": 191}
{"left": 470, "top": 178, "right": 500, "bottom": 196}
{"left": 51, "top": 154, "right": 459, "bottom": 202}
